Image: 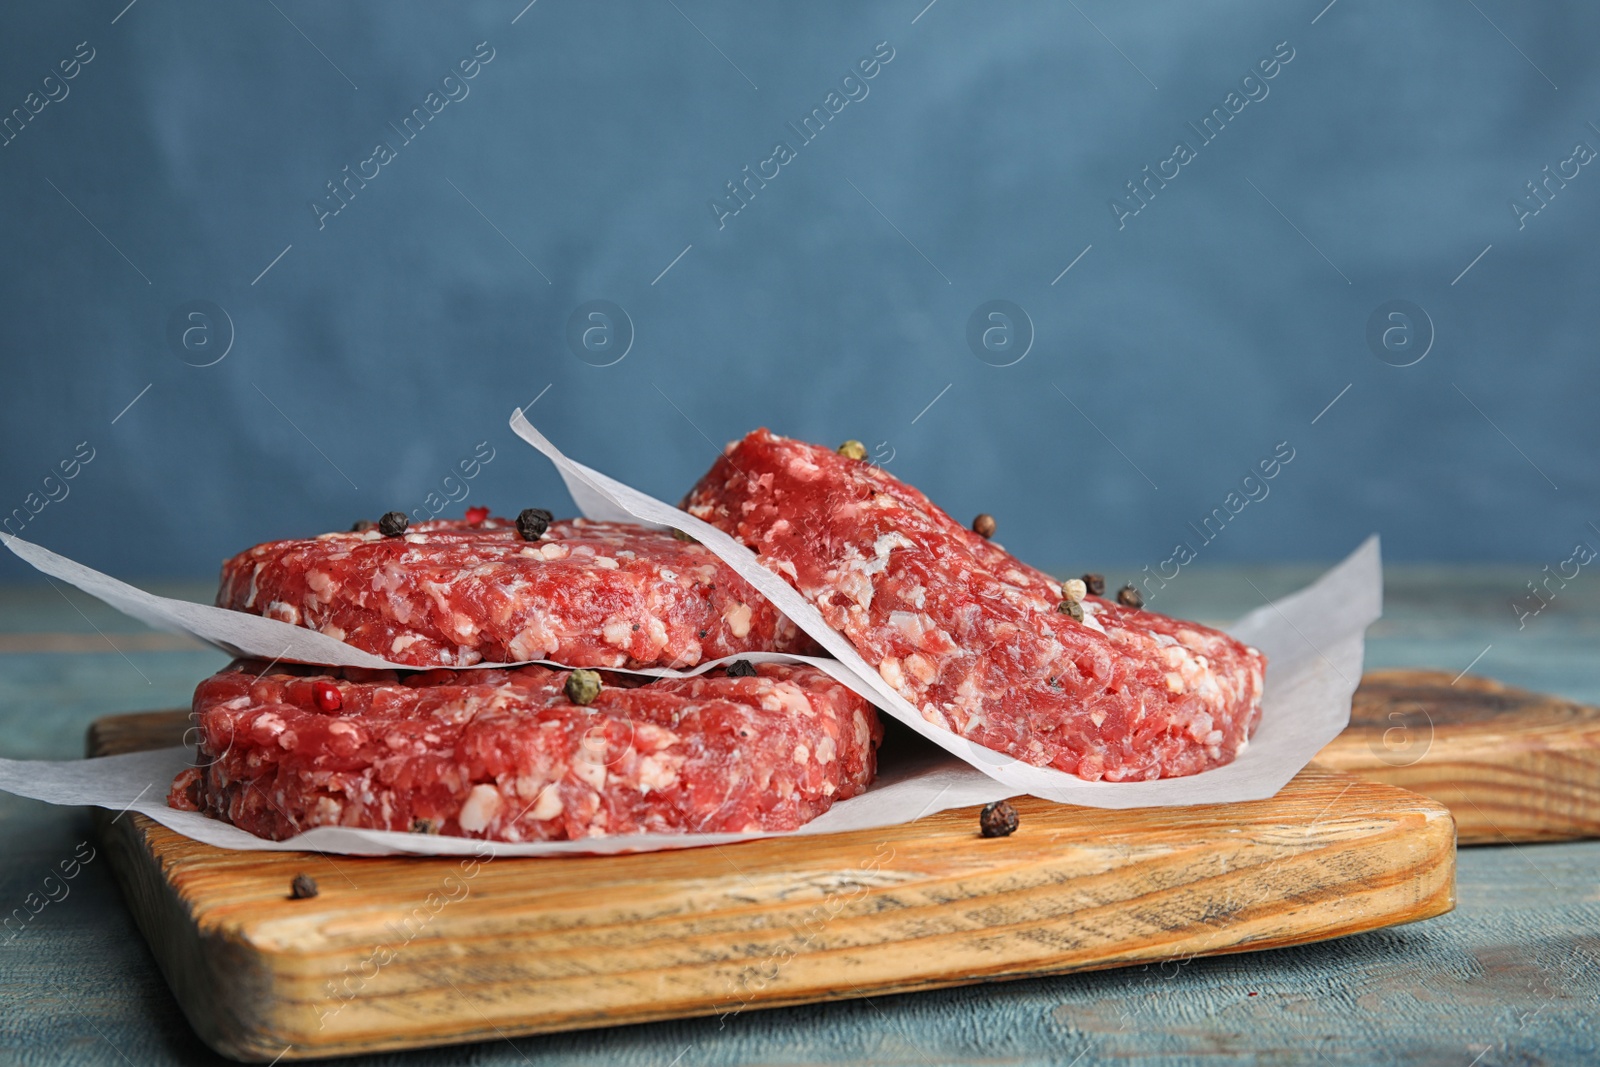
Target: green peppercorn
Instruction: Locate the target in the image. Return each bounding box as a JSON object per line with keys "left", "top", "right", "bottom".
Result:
{"left": 671, "top": 528, "right": 697, "bottom": 543}
{"left": 1057, "top": 598, "right": 1085, "bottom": 622}
{"left": 565, "top": 669, "right": 602, "bottom": 706}
{"left": 378, "top": 511, "right": 408, "bottom": 537}
{"left": 517, "top": 507, "right": 554, "bottom": 541}
{"left": 837, "top": 440, "right": 868, "bottom": 461}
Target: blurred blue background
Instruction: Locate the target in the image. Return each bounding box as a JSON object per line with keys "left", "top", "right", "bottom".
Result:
{"left": 1, "top": 0, "right": 1595, "bottom": 584}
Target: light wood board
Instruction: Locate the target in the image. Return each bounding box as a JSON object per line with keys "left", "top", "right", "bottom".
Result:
{"left": 1317, "top": 669, "right": 1600, "bottom": 844}
{"left": 86, "top": 709, "right": 1453, "bottom": 1062}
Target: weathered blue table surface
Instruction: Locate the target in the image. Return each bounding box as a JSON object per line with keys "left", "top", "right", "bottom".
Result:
{"left": 2, "top": 568, "right": 1597, "bottom": 1066}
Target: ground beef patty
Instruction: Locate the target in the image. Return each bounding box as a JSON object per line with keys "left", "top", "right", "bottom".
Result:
{"left": 218, "top": 516, "right": 816, "bottom": 669}
{"left": 168, "top": 659, "right": 880, "bottom": 842}
{"left": 683, "top": 429, "right": 1265, "bottom": 782}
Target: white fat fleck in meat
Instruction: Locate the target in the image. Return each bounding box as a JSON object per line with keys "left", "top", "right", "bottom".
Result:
{"left": 815, "top": 734, "right": 836, "bottom": 763}
{"left": 1152, "top": 632, "right": 1179, "bottom": 647}
{"left": 421, "top": 581, "right": 456, "bottom": 622}
{"left": 457, "top": 784, "right": 503, "bottom": 832}
{"left": 723, "top": 602, "right": 753, "bottom": 638}
{"left": 251, "top": 713, "right": 286, "bottom": 740}
{"left": 888, "top": 610, "right": 928, "bottom": 646}
{"left": 403, "top": 533, "right": 429, "bottom": 545}
{"left": 372, "top": 562, "right": 406, "bottom": 595}
{"left": 306, "top": 570, "right": 335, "bottom": 596}
{"left": 264, "top": 601, "right": 301, "bottom": 625}
{"left": 868, "top": 533, "right": 914, "bottom": 574}
{"left": 319, "top": 623, "right": 346, "bottom": 641}
{"left": 792, "top": 743, "right": 810, "bottom": 764}
{"left": 312, "top": 796, "right": 342, "bottom": 823}
{"left": 903, "top": 653, "right": 939, "bottom": 685}
{"left": 508, "top": 614, "right": 558, "bottom": 660}
{"left": 246, "top": 563, "right": 264, "bottom": 609}
{"left": 786, "top": 453, "right": 824, "bottom": 481}
{"left": 641, "top": 614, "right": 669, "bottom": 653}
{"left": 530, "top": 784, "right": 563, "bottom": 820}
{"left": 593, "top": 556, "right": 619, "bottom": 570}
{"left": 758, "top": 682, "right": 814, "bottom": 717}
{"left": 835, "top": 568, "right": 875, "bottom": 610}
{"left": 391, "top": 633, "right": 423, "bottom": 655}
{"left": 634, "top": 754, "right": 680, "bottom": 793}
{"left": 878, "top": 656, "right": 906, "bottom": 690}
{"left": 1165, "top": 672, "right": 1184, "bottom": 692}
{"left": 571, "top": 758, "right": 606, "bottom": 790}
{"left": 540, "top": 542, "right": 570, "bottom": 561}
{"left": 601, "top": 618, "right": 634, "bottom": 649}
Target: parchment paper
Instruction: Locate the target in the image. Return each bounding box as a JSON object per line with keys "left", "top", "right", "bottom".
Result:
{"left": 0, "top": 410, "right": 1382, "bottom": 855}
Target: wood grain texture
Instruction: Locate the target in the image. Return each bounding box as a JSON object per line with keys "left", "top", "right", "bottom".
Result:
{"left": 86, "top": 709, "right": 1454, "bottom": 1062}
{"left": 1317, "top": 670, "right": 1600, "bottom": 844}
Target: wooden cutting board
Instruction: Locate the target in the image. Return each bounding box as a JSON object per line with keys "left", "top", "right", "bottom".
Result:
{"left": 85, "top": 709, "right": 1454, "bottom": 1062}
{"left": 1316, "top": 669, "right": 1600, "bottom": 844}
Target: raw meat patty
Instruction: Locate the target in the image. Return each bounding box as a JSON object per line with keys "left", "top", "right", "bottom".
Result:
{"left": 683, "top": 429, "right": 1265, "bottom": 782}
{"left": 168, "top": 659, "right": 881, "bottom": 842}
{"left": 218, "top": 516, "right": 816, "bottom": 669}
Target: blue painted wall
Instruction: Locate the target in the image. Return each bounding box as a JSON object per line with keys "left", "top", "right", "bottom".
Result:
{"left": 1, "top": 0, "right": 1595, "bottom": 584}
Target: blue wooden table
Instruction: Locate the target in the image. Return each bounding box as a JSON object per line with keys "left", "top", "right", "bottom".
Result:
{"left": 2, "top": 568, "right": 1597, "bottom": 1065}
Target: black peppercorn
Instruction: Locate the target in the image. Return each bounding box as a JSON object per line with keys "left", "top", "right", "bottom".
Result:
{"left": 979, "top": 800, "right": 1019, "bottom": 838}
{"left": 1116, "top": 584, "right": 1144, "bottom": 609}
{"left": 972, "top": 513, "right": 997, "bottom": 539}
{"left": 350, "top": 519, "right": 375, "bottom": 533}
{"left": 290, "top": 873, "right": 319, "bottom": 899}
{"left": 1082, "top": 573, "right": 1106, "bottom": 597}
{"left": 410, "top": 818, "right": 439, "bottom": 835}
{"left": 378, "top": 511, "right": 408, "bottom": 537}
{"left": 726, "top": 660, "right": 757, "bottom": 678}
{"left": 517, "top": 507, "right": 554, "bottom": 541}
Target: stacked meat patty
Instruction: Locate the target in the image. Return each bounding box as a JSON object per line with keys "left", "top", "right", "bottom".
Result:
{"left": 173, "top": 511, "right": 875, "bottom": 842}
{"left": 683, "top": 430, "right": 1265, "bottom": 782}
{"left": 169, "top": 660, "right": 879, "bottom": 842}
{"left": 217, "top": 516, "right": 815, "bottom": 669}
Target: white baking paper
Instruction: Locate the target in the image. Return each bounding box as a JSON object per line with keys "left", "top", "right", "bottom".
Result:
{"left": 0, "top": 409, "right": 1381, "bottom": 855}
